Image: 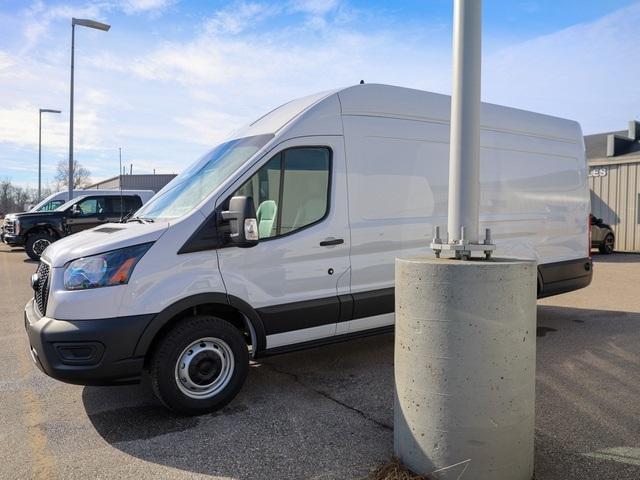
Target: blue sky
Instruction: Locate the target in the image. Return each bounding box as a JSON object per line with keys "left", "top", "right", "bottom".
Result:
{"left": 0, "top": 0, "right": 638, "bottom": 188}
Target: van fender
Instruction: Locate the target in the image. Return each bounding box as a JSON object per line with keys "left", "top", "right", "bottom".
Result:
{"left": 133, "top": 293, "right": 266, "bottom": 357}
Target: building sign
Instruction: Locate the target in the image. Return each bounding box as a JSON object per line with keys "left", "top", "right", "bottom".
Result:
{"left": 589, "top": 168, "right": 608, "bottom": 177}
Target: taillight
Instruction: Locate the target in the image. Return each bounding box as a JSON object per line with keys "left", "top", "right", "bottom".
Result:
{"left": 588, "top": 215, "right": 592, "bottom": 258}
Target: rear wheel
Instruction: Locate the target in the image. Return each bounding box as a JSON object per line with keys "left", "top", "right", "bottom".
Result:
{"left": 149, "top": 315, "right": 249, "bottom": 415}
{"left": 599, "top": 233, "right": 614, "bottom": 254}
{"left": 25, "top": 232, "right": 56, "bottom": 261}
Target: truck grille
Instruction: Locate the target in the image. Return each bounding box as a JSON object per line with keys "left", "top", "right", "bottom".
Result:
{"left": 34, "top": 262, "right": 50, "bottom": 316}
{"left": 3, "top": 219, "right": 14, "bottom": 235}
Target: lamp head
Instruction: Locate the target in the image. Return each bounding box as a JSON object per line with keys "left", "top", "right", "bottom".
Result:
{"left": 72, "top": 18, "right": 111, "bottom": 31}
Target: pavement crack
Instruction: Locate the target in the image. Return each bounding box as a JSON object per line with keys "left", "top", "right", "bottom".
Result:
{"left": 260, "top": 362, "right": 393, "bottom": 431}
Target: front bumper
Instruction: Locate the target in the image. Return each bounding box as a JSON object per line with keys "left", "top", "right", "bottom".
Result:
{"left": 3, "top": 233, "right": 25, "bottom": 246}
{"left": 24, "top": 298, "right": 154, "bottom": 385}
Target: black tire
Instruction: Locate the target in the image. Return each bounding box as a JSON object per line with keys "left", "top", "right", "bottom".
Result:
{"left": 25, "top": 232, "right": 56, "bottom": 261}
{"left": 149, "top": 315, "right": 249, "bottom": 415}
{"left": 599, "top": 234, "right": 614, "bottom": 254}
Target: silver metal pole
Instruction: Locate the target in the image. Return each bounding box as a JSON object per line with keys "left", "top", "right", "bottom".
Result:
{"left": 447, "top": 0, "right": 482, "bottom": 244}
{"left": 119, "top": 148, "right": 123, "bottom": 218}
{"left": 38, "top": 110, "right": 42, "bottom": 201}
{"left": 68, "top": 23, "right": 75, "bottom": 202}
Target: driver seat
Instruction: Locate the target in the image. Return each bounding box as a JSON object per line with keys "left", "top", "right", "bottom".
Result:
{"left": 256, "top": 200, "right": 277, "bottom": 239}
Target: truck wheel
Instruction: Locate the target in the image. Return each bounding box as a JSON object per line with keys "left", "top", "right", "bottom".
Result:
{"left": 25, "top": 232, "right": 56, "bottom": 261}
{"left": 599, "top": 234, "right": 614, "bottom": 254}
{"left": 149, "top": 315, "right": 249, "bottom": 415}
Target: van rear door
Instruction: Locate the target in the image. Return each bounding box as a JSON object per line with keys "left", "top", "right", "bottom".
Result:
{"left": 217, "top": 136, "right": 350, "bottom": 350}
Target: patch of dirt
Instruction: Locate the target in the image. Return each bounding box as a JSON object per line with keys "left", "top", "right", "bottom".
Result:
{"left": 367, "top": 458, "right": 432, "bottom": 480}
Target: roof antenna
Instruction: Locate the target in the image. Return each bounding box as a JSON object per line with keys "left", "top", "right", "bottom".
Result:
{"left": 360, "top": 79, "right": 365, "bottom": 84}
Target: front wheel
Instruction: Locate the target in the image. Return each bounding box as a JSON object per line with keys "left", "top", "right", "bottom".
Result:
{"left": 25, "top": 232, "right": 56, "bottom": 261}
{"left": 599, "top": 233, "right": 614, "bottom": 254}
{"left": 149, "top": 315, "right": 249, "bottom": 415}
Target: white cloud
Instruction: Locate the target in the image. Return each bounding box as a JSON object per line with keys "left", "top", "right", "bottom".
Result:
{"left": 4, "top": 0, "right": 640, "bottom": 187}
{"left": 119, "top": 0, "right": 175, "bottom": 14}
{"left": 0, "top": 51, "right": 16, "bottom": 70}
{"left": 205, "top": 2, "right": 281, "bottom": 35}
{"left": 483, "top": 2, "right": 640, "bottom": 133}
{"left": 19, "top": 1, "right": 105, "bottom": 54}
{"left": 290, "top": 0, "right": 340, "bottom": 16}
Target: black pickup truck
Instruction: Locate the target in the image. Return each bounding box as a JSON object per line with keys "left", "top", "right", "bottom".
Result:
{"left": 3, "top": 194, "right": 143, "bottom": 260}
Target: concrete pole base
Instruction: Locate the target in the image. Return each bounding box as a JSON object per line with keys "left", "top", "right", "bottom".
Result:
{"left": 394, "top": 257, "right": 536, "bottom": 480}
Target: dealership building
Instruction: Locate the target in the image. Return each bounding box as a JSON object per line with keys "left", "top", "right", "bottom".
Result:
{"left": 585, "top": 121, "right": 640, "bottom": 252}
{"left": 86, "top": 173, "right": 176, "bottom": 193}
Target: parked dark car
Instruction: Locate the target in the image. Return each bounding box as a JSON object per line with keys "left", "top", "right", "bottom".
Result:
{"left": 590, "top": 214, "right": 615, "bottom": 254}
{"left": 3, "top": 194, "right": 143, "bottom": 260}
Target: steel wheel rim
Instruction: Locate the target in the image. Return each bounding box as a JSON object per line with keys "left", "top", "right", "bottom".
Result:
{"left": 174, "top": 337, "right": 234, "bottom": 399}
{"left": 32, "top": 238, "right": 51, "bottom": 255}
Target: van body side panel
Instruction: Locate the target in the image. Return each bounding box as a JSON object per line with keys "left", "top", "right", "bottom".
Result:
{"left": 342, "top": 106, "right": 589, "bottom": 333}
{"left": 342, "top": 116, "right": 447, "bottom": 312}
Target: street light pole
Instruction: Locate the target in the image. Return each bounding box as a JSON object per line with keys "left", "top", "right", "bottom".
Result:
{"left": 68, "top": 17, "right": 111, "bottom": 202}
{"left": 394, "top": 3, "right": 535, "bottom": 479}
{"left": 430, "top": 0, "right": 494, "bottom": 260}
{"left": 447, "top": 0, "right": 482, "bottom": 245}
{"left": 38, "top": 108, "right": 61, "bottom": 201}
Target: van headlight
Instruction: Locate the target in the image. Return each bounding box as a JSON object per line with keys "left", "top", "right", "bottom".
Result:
{"left": 63, "top": 243, "right": 153, "bottom": 290}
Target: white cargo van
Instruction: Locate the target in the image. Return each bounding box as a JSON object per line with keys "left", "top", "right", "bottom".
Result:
{"left": 24, "top": 84, "right": 592, "bottom": 414}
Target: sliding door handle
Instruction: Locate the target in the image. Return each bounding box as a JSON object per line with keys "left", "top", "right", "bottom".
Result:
{"left": 320, "top": 238, "right": 344, "bottom": 247}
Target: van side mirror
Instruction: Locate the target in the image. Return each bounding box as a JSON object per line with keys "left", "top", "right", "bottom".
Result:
{"left": 70, "top": 204, "right": 81, "bottom": 216}
{"left": 221, "top": 196, "right": 259, "bottom": 248}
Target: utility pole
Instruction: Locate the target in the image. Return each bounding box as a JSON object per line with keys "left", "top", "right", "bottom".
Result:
{"left": 393, "top": 2, "right": 536, "bottom": 479}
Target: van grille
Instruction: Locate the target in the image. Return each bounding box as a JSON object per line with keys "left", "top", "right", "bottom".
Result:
{"left": 34, "top": 262, "right": 50, "bottom": 316}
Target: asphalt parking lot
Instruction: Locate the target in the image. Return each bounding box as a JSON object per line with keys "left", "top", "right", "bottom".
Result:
{"left": 1, "top": 243, "right": 639, "bottom": 480}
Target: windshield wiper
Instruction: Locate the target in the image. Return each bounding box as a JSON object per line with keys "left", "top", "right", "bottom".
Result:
{"left": 126, "top": 217, "right": 155, "bottom": 223}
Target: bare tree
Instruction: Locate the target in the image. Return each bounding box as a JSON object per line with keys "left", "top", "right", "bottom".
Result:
{"left": 54, "top": 160, "right": 91, "bottom": 189}
{"left": 0, "top": 177, "right": 37, "bottom": 216}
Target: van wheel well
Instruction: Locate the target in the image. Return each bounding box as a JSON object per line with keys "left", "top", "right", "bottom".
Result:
{"left": 144, "top": 303, "right": 254, "bottom": 369}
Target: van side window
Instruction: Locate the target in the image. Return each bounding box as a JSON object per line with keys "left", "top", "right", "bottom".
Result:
{"left": 40, "top": 200, "right": 65, "bottom": 211}
{"left": 231, "top": 147, "right": 330, "bottom": 239}
{"left": 124, "top": 195, "right": 143, "bottom": 213}
{"left": 280, "top": 148, "right": 330, "bottom": 235}
{"left": 106, "top": 196, "right": 142, "bottom": 215}
{"left": 76, "top": 197, "right": 105, "bottom": 216}
{"left": 233, "top": 155, "right": 281, "bottom": 239}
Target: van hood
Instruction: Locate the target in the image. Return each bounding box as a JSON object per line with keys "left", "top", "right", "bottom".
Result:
{"left": 42, "top": 221, "right": 169, "bottom": 268}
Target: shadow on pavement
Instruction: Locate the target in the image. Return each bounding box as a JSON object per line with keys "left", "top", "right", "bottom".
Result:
{"left": 535, "top": 305, "right": 640, "bottom": 479}
{"left": 83, "top": 306, "right": 640, "bottom": 479}
{"left": 592, "top": 252, "right": 640, "bottom": 264}
{"left": 83, "top": 334, "right": 395, "bottom": 480}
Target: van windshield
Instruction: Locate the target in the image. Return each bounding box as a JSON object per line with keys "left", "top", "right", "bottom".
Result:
{"left": 134, "top": 134, "right": 274, "bottom": 220}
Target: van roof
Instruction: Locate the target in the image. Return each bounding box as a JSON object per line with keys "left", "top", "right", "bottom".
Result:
{"left": 240, "top": 83, "right": 580, "bottom": 144}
